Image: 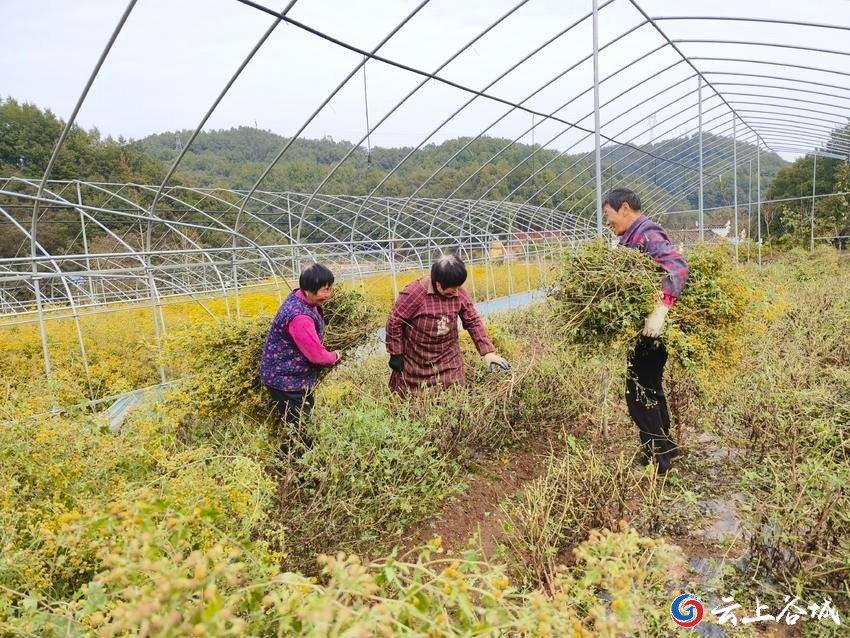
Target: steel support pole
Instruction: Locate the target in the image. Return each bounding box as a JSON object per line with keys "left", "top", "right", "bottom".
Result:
{"left": 76, "top": 181, "right": 95, "bottom": 303}
{"left": 287, "top": 193, "right": 297, "bottom": 282}
{"left": 757, "top": 145, "right": 762, "bottom": 265}
{"left": 592, "top": 0, "right": 603, "bottom": 234}
{"left": 30, "top": 0, "right": 138, "bottom": 388}
{"left": 31, "top": 265, "right": 51, "bottom": 380}
{"left": 698, "top": 76, "right": 704, "bottom": 241}
{"left": 747, "top": 159, "right": 752, "bottom": 262}
{"left": 733, "top": 115, "right": 738, "bottom": 263}
{"left": 232, "top": 235, "right": 240, "bottom": 318}
{"left": 387, "top": 200, "right": 399, "bottom": 298}
{"left": 810, "top": 153, "right": 817, "bottom": 252}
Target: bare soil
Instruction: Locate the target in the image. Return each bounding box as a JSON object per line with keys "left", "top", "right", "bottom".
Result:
{"left": 399, "top": 431, "right": 565, "bottom": 557}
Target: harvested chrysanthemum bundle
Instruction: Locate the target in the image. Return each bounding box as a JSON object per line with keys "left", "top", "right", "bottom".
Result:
{"left": 549, "top": 240, "right": 751, "bottom": 370}
{"left": 165, "top": 288, "right": 381, "bottom": 418}
{"left": 320, "top": 287, "right": 383, "bottom": 353}
{"left": 549, "top": 241, "right": 659, "bottom": 348}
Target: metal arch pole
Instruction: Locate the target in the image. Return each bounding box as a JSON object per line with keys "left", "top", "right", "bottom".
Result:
{"left": 157, "top": 0, "right": 296, "bottom": 319}
{"left": 733, "top": 114, "right": 738, "bottom": 263}
{"left": 707, "top": 82, "right": 850, "bottom": 104}
{"left": 465, "top": 204, "right": 478, "bottom": 300}
{"left": 768, "top": 146, "right": 849, "bottom": 159}
{"left": 515, "top": 75, "right": 719, "bottom": 216}
{"left": 627, "top": 1, "right": 769, "bottom": 150}
{"left": 387, "top": 199, "right": 399, "bottom": 299}
{"left": 359, "top": 2, "right": 623, "bottom": 246}
{"left": 810, "top": 153, "right": 817, "bottom": 253}
{"left": 744, "top": 124, "right": 850, "bottom": 149}
{"left": 110, "top": 183, "right": 239, "bottom": 329}
{"left": 287, "top": 193, "right": 297, "bottom": 282}
{"left": 570, "top": 107, "right": 734, "bottom": 217}
{"left": 76, "top": 181, "right": 96, "bottom": 303}
{"left": 592, "top": 0, "right": 603, "bottom": 234}
{"left": 149, "top": 1, "right": 294, "bottom": 218}
{"left": 756, "top": 134, "right": 850, "bottom": 156}
{"left": 688, "top": 56, "right": 850, "bottom": 81}
{"left": 718, "top": 92, "right": 850, "bottom": 115}
{"left": 670, "top": 38, "right": 850, "bottom": 60}
{"left": 429, "top": 51, "right": 700, "bottom": 235}
{"left": 701, "top": 71, "right": 850, "bottom": 95}
{"left": 657, "top": 192, "right": 850, "bottom": 219}
{"left": 237, "top": 0, "right": 433, "bottom": 246}
{"left": 698, "top": 76, "right": 704, "bottom": 242}
{"left": 231, "top": 233, "right": 239, "bottom": 317}
{"left": 3, "top": 196, "right": 95, "bottom": 399}
{"left": 757, "top": 145, "right": 762, "bottom": 266}
{"left": 527, "top": 81, "right": 728, "bottom": 213}
{"left": 651, "top": 15, "right": 850, "bottom": 33}
{"left": 300, "top": 0, "right": 533, "bottom": 246}
{"left": 730, "top": 107, "right": 849, "bottom": 129}
{"left": 29, "top": 0, "right": 138, "bottom": 382}
{"left": 744, "top": 122, "right": 850, "bottom": 146}
{"left": 159, "top": 187, "right": 282, "bottom": 310}
{"left": 537, "top": 96, "right": 731, "bottom": 221}
{"left": 435, "top": 48, "right": 686, "bottom": 235}
{"left": 747, "top": 159, "right": 752, "bottom": 262}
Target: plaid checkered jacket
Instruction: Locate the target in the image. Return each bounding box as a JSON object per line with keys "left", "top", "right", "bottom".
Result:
{"left": 619, "top": 215, "right": 689, "bottom": 299}
{"left": 385, "top": 277, "right": 494, "bottom": 394}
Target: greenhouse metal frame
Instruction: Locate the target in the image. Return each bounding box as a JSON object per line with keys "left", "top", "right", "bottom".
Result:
{"left": 2, "top": 0, "right": 849, "bottom": 401}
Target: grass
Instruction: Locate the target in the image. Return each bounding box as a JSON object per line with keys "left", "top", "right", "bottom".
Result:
{"left": 1, "top": 260, "right": 548, "bottom": 414}
{"left": 1, "top": 248, "right": 848, "bottom": 636}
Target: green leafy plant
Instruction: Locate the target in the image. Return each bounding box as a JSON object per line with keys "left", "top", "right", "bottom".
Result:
{"left": 163, "top": 288, "right": 381, "bottom": 419}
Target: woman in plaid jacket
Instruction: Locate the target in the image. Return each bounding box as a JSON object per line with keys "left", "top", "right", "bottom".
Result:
{"left": 385, "top": 255, "right": 510, "bottom": 394}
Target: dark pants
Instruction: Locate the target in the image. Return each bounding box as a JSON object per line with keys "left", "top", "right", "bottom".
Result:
{"left": 626, "top": 337, "right": 676, "bottom": 464}
{"left": 267, "top": 386, "right": 314, "bottom": 450}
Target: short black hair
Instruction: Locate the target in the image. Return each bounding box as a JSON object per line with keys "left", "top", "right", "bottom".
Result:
{"left": 299, "top": 262, "right": 335, "bottom": 293}
{"left": 431, "top": 254, "right": 467, "bottom": 288}
{"left": 602, "top": 188, "right": 641, "bottom": 212}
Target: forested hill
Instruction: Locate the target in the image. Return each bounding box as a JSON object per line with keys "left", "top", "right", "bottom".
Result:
{"left": 0, "top": 98, "right": 162, "bottom": 183}
{"left": 601, "top": 133, "right": 786, "bottom": 211}
{"left": 3, "top": 97, "right": 784, "bottom": 211}
{"left": 139, "top": 127, "right": 604, "bottom": 201}
{"left": 139, "top": 127, "right": 785, "bottom": 209}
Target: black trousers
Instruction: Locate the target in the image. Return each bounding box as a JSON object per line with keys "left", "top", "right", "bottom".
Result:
{"left": 267, "top": 387, "right": 314, "bottom": 424}
{"left": 626, "top": 337, "right": 676, "bottom": 461}
{"left": 266, "top": 386, "right": 314, "bottom": 450}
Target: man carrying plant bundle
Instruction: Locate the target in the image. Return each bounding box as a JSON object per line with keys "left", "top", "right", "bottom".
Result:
{"left": 260, "top": 263, "right": 341, "bottom": 445}
{"left": 385, "top": 254, "right": 510, "bottom": 395}
{"left": 603, "top": 188, "right": 689, "bottom": 474}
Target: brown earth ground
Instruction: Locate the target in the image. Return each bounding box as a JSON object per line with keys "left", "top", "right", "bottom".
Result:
{"left": 394, "top": 418, "right": 802, "bottom": 636}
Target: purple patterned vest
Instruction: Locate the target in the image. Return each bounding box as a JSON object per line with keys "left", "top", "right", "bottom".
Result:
{"left": 260, "top": 290, "right": 325, "bottom": 391}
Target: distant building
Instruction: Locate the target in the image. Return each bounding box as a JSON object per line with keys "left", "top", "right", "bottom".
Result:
{"left": 667, "top": 220, "right": 732, "bottom": 249}
{"left": 490, "top": 230, "right": 567, "bottom": 259}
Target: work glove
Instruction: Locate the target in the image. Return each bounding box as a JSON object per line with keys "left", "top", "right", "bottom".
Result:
{"left": 388, "top": 353, "right": 405, "bottom": 373}
{"left": 642, "top": 302, "right": 669, "bottom": 338}
{"left": 483, "top": 352, "right": 511, "bottom": 373}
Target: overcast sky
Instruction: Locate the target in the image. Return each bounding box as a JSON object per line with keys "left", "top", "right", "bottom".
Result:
{"left": 4, "top": 0, "right": 850, "bottom": 160}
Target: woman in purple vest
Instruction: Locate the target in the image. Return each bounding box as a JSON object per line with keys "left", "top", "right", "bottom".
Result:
{"left": 260, "top": 263, "right": 340, "bottom": 439}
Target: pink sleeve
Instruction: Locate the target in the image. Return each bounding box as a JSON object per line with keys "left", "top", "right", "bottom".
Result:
{"left": 288, "top": 315, "right": 339, "bottom": 366}
{"left": 662, "top": 293, "right": 676, "bottom": 307}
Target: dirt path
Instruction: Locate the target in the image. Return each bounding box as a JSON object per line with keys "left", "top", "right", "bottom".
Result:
{"left": 399, "top": 433, "right": 562, "bottom": 557}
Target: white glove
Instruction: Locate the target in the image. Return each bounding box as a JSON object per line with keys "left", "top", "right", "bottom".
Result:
{"left": 483, "top": 352, "right": 511, "bottom": 372}
{"left": 642, "top": 302, "right": 669, "bottom": 338}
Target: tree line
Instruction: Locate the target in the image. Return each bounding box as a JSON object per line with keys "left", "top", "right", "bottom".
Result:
{"left": 6, "top": 97, "right": 828, "bottom": 258}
